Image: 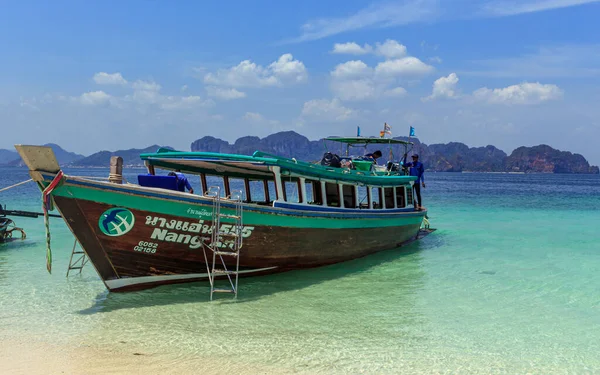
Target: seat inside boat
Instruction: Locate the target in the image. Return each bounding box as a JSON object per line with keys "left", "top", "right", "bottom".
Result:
{"left": 137, "top": 174, "right": 184, "bottom": 192}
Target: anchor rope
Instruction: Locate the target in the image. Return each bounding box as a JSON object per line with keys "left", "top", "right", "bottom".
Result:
{"left": 108, "top": 173, "right": 124, "bottom": 184}
{"left": 0, "top": 179, "right": 33, "bottom": 193}
{"left": 42, "top": 171, "right": 64, "bottom": 274}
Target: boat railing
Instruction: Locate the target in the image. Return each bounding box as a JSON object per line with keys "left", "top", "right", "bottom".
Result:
{"left": 75, "top": 175, "right": 129, "bottom": 183}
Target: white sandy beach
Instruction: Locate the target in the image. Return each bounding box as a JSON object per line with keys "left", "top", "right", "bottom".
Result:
{"left": 0, "top": 336, "right": 290, "bottom": 375}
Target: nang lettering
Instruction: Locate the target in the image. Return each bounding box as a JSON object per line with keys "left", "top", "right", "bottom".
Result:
{"left": 150, "top": 226, "right": 255, "bottom": 249}
{"left": 150, "top": 228, "right": 205, "bottom": 249}
{"left": 146, "top": 216, "right": 255, "bottom": 250}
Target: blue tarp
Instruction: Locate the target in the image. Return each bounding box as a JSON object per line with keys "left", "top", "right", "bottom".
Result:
{"left": 137, "top": 174, "right": 183, "bottom": 192}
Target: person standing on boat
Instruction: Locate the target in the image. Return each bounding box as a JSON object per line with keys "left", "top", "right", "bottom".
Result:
{"left": 402, "top": 154, "right": 425, "bottom": 209}
{"left": 364, "top": 150, "right": 382, "bottom": 164}
{"left": 168, "top": 171, "right": 194, "bottom": 194}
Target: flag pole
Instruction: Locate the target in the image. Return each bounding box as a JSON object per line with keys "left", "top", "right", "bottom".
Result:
{"left": 405, "top": 126, "right": 415, "bottom": 163}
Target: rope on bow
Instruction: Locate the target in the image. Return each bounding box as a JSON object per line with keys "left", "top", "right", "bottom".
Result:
{"left": 42, "top": 171, "right": 64, "bottom": 274}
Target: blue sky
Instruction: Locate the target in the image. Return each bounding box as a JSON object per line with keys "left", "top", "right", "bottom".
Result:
{"left": 2, "top": 0, "right": 600, "bottom": 164}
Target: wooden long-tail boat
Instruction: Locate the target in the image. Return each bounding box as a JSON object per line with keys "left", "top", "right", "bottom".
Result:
{"left": 0, "top": 217, "right": 26, "bottom": 242}
{"left": 0, "top": 217, "right": 13, "bottom": 241}
{"left": 14, "top": 136, "right": 431, "bottom": 293}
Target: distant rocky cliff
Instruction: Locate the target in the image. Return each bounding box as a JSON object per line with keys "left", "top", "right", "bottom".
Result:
{"left": 191, "top": 132, "right": 599, "bottom": 174}
{"left": 420, "top": 142, "right": 508, "bottom": 173}
{"left": 4, "top": 143, "right": 84, "bottom": 167}
{"left": 505, "top": 145, "right": 599, "bottom": 174}
{"left": 1, "top": 132, "right": 598, "bottom": 174}
{"left": 191, "top": 131, "right": 325, "bottom": 161}
{"left": 71, "top": 145, "right": 173, "bottom": 167}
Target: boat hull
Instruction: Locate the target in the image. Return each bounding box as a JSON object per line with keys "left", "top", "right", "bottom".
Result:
{"left": 0, "top": 217, "right": 14, "bottom": 241}
{"left": 48, "top": 178, "right": 426, "bottom": 292}
{"left": 0, "top": 219, "right": 8, "bottom": 240}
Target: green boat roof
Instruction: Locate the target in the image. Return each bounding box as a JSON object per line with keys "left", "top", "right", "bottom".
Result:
{"left": 140, "top": 148, "right": 416, "bottom": 186}
{"left": 325, "top": 136, "right": 413, "bottom": 145}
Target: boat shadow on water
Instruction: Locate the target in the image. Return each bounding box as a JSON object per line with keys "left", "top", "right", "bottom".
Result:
{"left": 0, "top": 238, "right": 38, "bottom": 251}
{"left": 78, "top": 230, "right": 445, "bottom": 314}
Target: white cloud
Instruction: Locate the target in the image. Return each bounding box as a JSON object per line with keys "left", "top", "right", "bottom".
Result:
{"left": 481, "top": 0, "right": 600, "bottom": 16}
{"left": 204, "top": 60, "right": 278, "bottom": 87}
{"left": 132, "top": 80, "right": 161, "bottom": 92}
{"left": 129, "top": 80, "right": 199, "bottom": 109}
{"left": 331, "top": 42, "right": 373, "bottom": 55}
{"left": 330, "top": 61, "right": 375, "bottom": 100}
{"left": 75, "top": 74, "right": 214, "bottom": 110}
{"left": 384, "top": 87, "right": 408, "bottom": 97}
{"left": 429, "top": 56, "right": 443, "bottom": 64}
{"left": 287, "top": 1, "right": 599, "bottom": 43}
{"left": 205, "top": 86, "right": 247, "bottom": 100}
{"left": 331, "top": 79, "right": 376, "bottom": 100}
{"left": 330, "top": 54, "right": 430, "bottom": 101}
{"left": 93, "top": 72, "right": 127, "bottom": 85}
{"left": 203, "top": 54, "right": 307, "bottom": 88}
{"left": 301, "top": 98, "right": 356, "bottom": 121}
{"left": 472, "top": 82, "right": 563, "bottom": 104}
{"left": 19, "top": 97, "right": 40, "bottom": 111}
{"left": 331, "top": 60, "right": 373, "bottom": 79}
{"left": 244, "top": 112, "right": 264, "bottom": 121}
{"left": 375, "top": 57, "right": 434, "bottom": 77}
{"left": 130, "top": 83, "right": 161, "bottom": 105}
{"left": 331, "top": 39, "right": 408, "bottom": 59}
{"left": 375, "top": 40, "right": 407, "bottom": 59}
{"left": 289, "top": 1, "right": 439, "bottom": 42}
{"left": 79, "top": 91, "right": 112, "bottom": 105}
{"left": 424, "top": 73, "right": 460, "bottom": 101}
{"left": 88, "top": 74, "right": 199, "bottom": 108}
{"left": 160, "top": 96, "right": 214, "bottom": 110}
{"left": 268, "top": 54, "right": 308, "bottom": 83}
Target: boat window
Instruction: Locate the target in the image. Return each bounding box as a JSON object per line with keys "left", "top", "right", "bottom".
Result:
{"left": 205, "top": 175, "right": 226, "bottom": 197}
{"left": 342, "top": 185, "right": 356, "bottom": 209}
{"left": 396, "top": 186, "right": 406, "bottom": 208}
{"left": 304, "top": 180, "right": 316, "bottom": 204}
{"left": 228, "top": 178, "right": 247, "bottom": 201}
{"left": 248, "top": 180, "right": 266, "bottom": 203}
{"left": 284, "top": 181, "right": 300, "bottom": 203}
{"left": 384, "top": 188, "right": 395, "bottom": 209}
{"left": 305, "top": 180, "right": 321, "bottom": 205}
{"left": 199, "top": 174, "right": 207, "bottom": 195}
{"left": 372, "top": 187, "right": 382, "bottom": 209}
{"left": 325, "top": 182, "right": 340, "bottom": 207}
{"left": 357, "top": 186, "right": 368, "bottom": 208}
{"left": 407, "top": 185, "right": 414, "bottom": 206}
{"left": 267, "top": 180, "right": 277, "bottom": 201}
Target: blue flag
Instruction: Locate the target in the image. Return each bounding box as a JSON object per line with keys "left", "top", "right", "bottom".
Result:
{"left": 409, "top": 126, "right": 415, "bottom": 137}
{"left": 357, "top": 126, "right": 361, "bottom": 137}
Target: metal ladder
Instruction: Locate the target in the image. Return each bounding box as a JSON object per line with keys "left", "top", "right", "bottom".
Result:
{"left": 203, "top": 186, "right": 244, "bottom": 300}
{"left": 66, "top": 239, "right": 88, "bottom": 276}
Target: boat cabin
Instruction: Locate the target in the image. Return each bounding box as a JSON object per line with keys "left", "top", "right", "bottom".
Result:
{"left": 138, "top": 137, "right": 417, "bottom": 212}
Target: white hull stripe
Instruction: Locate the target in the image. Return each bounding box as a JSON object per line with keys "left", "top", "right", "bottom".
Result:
{"left": 104, "top": 267, "right": 278, "bottom": 290}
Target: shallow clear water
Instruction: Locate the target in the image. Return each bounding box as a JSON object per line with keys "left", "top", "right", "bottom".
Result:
{"left": 1, "top": 166, "right": 599, "bottom": 373}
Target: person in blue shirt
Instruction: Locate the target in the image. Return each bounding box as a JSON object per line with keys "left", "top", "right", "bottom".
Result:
{"left": 168, "top": 170, "right": 194, "bottom": 194}
{"left": 401, "top": 154, "right": 425, "bottom": 209}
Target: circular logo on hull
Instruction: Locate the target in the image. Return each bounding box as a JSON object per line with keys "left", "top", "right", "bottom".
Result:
{"left": 98, "top": 208, "right": 136, "bottom": 237}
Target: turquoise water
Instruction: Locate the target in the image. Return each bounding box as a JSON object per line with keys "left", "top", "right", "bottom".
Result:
{"left": 1, "top": 166, "right": 599, "bottom": 373}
